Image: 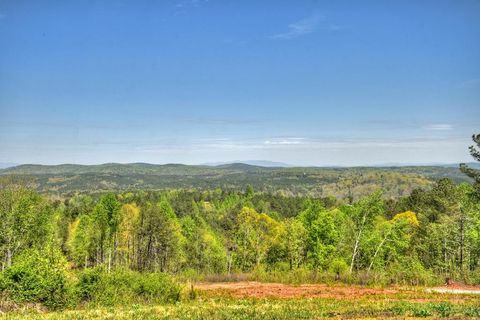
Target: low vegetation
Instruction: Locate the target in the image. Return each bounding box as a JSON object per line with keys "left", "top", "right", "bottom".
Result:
{"left": 2, "top": 288, "right": 480, "bottom": 319}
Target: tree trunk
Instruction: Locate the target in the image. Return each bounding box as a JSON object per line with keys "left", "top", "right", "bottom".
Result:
{"left": 350, "top": 215, "right": 367, "bottom": 273}
{"left": 350, "top": 232, "right": 361, "bottom": 273}
{"left": 367, "top": 235, "right": 388, "bottom": 274}
{"left": 459, "top": 212, "right": 464, "bottom": 274}
{"left": 6, "top": 248, "right": 12, "bottom": 268}
{"left": 227, "top": 252, "right": 232, "bottom": 275}
{"left": 108, "top": 248, "right": 111, "bottom": 273}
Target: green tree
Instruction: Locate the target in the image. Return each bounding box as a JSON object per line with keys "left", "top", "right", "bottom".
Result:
{"left": 298, "top": 202, "right": 339, "bottom": 269}
{"left": 347, "top": 191, "right": 384, "bottom": 273}
{"left": 91, "top": 193, "right": 121, "bottom": 270}
{"left": 245, "top": 185, "right": 255, "bottom": 198}
{"left": 460, "top": 133, "right": 480, "bottom": 185}
{"left": 117, "top": 203, "right": 140, "bottom": 268}
{"left": 137, "top": 201, "right": 184, "bottom": 272}
{"left": 181, "top": 215, "right": 226, "bottom": 274}
{"left": 67, "top": 214, "right": 93, "bottom": 267}
{"left": 234, "top": 207, "right": 282, "bottom": 271}
{"left": 0, "top": 177, "right": 54, "bottom": 270}
{"left": 283, "top": 218, "right": 307, "bottom": 270}
{"left": 366, "top": 211, "right": 419, "bottom": 273}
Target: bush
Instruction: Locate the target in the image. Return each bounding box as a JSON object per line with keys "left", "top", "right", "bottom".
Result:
{"left": 75, "top": 266, "right": 103, "bottom": 301}
{"left": 76, "top": 267, "right": 181, "bottom": 306}
{"left": 387, "top": 258, "right": 436, "bottom": 286}
{"left": 328, "top": 258, "right": 349, "bottom": 278}
{"left": 0, "top": 249, "right": 73, "bottom": 310}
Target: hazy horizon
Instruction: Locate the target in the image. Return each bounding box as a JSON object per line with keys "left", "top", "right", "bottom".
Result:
{"left": 1, "top": 1, "right": 479, "bottom": 165}
{"left": 2, "top": 160, "right": 479, "bottom": 169}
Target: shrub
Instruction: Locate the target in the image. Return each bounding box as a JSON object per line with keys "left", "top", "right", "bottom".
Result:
{"left": 412, "top": 308, "right": 433, "bottom": 318}
{"left": 75, "top": 266, "right": 103, "bottom": 301}
{"left": 328, "top": 258, "right": 348, "bottom": 278}
{"left": 0, "top": 249, "right": 73, "bottom": 310}
{"left": 387, "top": 258, "right": 436, "bottom": 286}
{"left": 76, "top": 268, "right": 181, "bottom": 306}
{"left": 136, "top": 272, "right": 181, "bottom": 303}
{"left": 431, "top": 302, "right": 453, "bottom": 318}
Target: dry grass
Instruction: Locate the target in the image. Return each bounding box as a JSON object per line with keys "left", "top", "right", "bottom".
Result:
{"left": 2, "top": 282, "right": 480, "bottom": 319}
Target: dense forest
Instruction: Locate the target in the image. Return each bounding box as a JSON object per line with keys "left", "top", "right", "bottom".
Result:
{"left": 0, "top": 163, "right": 476, "bottom": 200}
{"left": 0, "top": 135, "right": 479, "bottom": 310}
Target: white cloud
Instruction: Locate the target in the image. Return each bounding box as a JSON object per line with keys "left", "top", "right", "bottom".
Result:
{"left": 176, "top": 0, "right": 208, "bottom": 8}
{"left": 271, "top": 15, "right": 324, "bottom": 40}
{"left": 264, "top": 137, "right": 305, "bottom": 145}
{"left": 424, "top": 124, "right": 453, "bottom": 131}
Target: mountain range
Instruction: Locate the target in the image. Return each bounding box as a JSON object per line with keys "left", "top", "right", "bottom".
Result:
{"left": 1, "top": 162, "right": 476, "bottom": 199}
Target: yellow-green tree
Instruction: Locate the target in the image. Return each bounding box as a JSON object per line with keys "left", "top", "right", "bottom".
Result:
{"left": 366, "top": 211, "right": 419, "bottom": 273}
{"left": 234, "top": 207, "right": 282, "bottom": 271}
{"left": 117, "top": 203, "right": 140, "bottom": 268}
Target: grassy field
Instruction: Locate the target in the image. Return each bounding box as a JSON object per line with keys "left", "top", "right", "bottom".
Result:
{"left": 2, "top": 282, "right": 480, "bottom": 319}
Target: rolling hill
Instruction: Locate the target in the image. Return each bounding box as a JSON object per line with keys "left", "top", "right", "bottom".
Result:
{"left": 0, "top": 162, "right": 473, "bottom": 199}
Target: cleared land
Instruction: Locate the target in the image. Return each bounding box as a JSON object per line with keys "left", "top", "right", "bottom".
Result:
{"left": 194, "top": 281, "right": 399, "bottom": 299}
{"left": 196, "top": 281, "right": 480, "bottom": 298}
{"left": 4, "top": 282, "right": 480, "bottom": 319}
{"left": 428, "top": 283, "right": 480, "bottom": 295}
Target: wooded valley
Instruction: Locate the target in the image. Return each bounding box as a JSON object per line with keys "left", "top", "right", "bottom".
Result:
{"left": 0, "top": 135, "right": 479, "bottom": 317}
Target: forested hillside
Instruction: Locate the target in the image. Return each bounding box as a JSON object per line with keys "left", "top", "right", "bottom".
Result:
{"left": 1, "top": 137, "right": 479, "bottom": 312}
{"left": 1, "top": 174, "right": 480, "bottom": 310}
{"left": 0, "top": 163, "right": 473, "bottom": 200}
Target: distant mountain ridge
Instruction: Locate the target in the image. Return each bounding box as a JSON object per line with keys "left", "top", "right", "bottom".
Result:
{"left": 0, "top": 162, "right": 19, "bottom": 169}
{"left": 203, "top": 160, "right": 294, "bottom": 167}
{"left": 0, "top": 162, "right": 475, "bottom": 198}
{"left": 4, "top": 161, "right": 478, "bottom": 172}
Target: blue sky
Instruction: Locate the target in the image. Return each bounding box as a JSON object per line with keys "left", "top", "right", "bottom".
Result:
{"left": 0, "top": 0, "right": 479, "bottom": 166}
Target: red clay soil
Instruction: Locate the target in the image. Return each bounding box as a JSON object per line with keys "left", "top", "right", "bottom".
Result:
{"left": 194, "top": 281, "right": 398, "bottom": 299}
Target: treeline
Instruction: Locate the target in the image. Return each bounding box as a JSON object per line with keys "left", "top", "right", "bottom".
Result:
{"left": 1, "top": 176, "right": 479, "bottom": 284}
{"left": 0, "top": 178, "right": 479, "bottom": 309}
{"left": 1, "top": 135, "right": 479, "bottom": 309}
{"left": 60, "top": 180, "right": 480, "bottom": 281}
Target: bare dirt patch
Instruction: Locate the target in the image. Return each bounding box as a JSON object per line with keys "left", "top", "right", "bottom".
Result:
{"left": 428, "top": 282, "right": 480, "bottom": 295}
{"left": 194, "top": 281, "right": 398, "bottom": 299}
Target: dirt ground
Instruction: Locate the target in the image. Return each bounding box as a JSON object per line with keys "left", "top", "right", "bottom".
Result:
{"left": 428, "top": 282, "right": 480, "bottom": 295}
{"left": 194, "top": 281, "right": 480, "bottom": 299}
{"left": 193, "top": 281, "right": 399, "bottom": 299}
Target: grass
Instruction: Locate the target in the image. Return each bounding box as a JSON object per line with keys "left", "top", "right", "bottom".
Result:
{"left": 2, "top": 286, "right": 480, "bottom": 319}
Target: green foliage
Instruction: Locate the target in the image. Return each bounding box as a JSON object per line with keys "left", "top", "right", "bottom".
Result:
{"left": 76, "top": 268, "right": 181, "bottom": 306}
{"left": 387, "top": 257, "right": 435, "bottom": 286}
{"left": 137, "top": 200, "right": 184, "bottom": 272}
{"left": 460, "top": 133, "right": 480, "bottom": 185}
{"left": 328, "top": 258, "right": 348, "bottom": 276}
{"left": 347, "top": 191, "right": 384, "bottom": 272}
{"left": 1, "top": 156, "right": 480, "bottom": 312}
{"left": 67, "top": 214, "right": 93, "bottom": 267}
{"left": 180, "top": 215, "right": 226, "bottom": 274}
{"left": 234, "top": 207, "right": 283, "bottom": 271}
{"left": 1, "top": 163, "right": 472, "bottom": 199}
{"left": 0, "top": 249, "right": 73, "bottom": 310}
{"left": 4, "top": 296, "right": 480, "bottom": 320}
{"left": 0, "top": 177, "right": 54, "bottom": 269}
{"left": 282, "top": 218, "right": 307, "bottom": 270}
{"left": 298, "top": 202, "right": 339, "bottom": 269}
